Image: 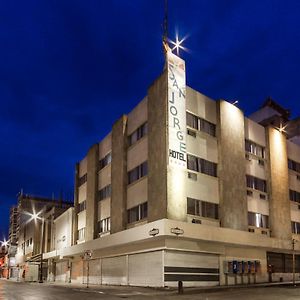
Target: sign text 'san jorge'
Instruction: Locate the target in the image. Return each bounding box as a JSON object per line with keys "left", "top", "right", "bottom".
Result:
{"left": 167, "top": 51, "right": 187, "bottom": 168}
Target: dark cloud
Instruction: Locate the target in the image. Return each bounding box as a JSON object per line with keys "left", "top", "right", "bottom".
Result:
{"left": 0, "top": 0, "right": 299, "bottom": 235}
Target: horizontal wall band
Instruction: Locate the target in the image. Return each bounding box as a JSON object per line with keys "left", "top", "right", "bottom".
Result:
{"left": 164, "top": 266, "right": 219, "bottom": 274}
{"left": 164, "top": 274, "right": 219, "bottom": 282}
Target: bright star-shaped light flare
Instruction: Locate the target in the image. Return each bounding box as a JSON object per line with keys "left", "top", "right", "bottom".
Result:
{"left": 169, "top": 34, "right": 188, "bottom": 55}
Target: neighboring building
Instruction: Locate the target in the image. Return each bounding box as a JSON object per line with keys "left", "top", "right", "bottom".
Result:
{"left": 15, "top": 193, "right": 73, "bottom": 281}
{"left": 8, "top": 206, "right": 18, "bottom": 246}
{"left": 40, "top": 51, "right": 300, "bottom": 287}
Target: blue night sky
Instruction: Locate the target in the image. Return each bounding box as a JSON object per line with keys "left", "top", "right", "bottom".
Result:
{"left": 0, "top": 0, "right": 299, "bottom": 237}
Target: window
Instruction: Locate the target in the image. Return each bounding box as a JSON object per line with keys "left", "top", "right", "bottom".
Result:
{"left": 246, "top": 175, "right": 267, "bottom": 193}
{"left": 187, "top": 154, "right": 217, "bottom": 177}
{"left": 98, "top": 217, "right": 111, "bottom": 234}
{"left": 30, "top": 238, "right": 32, "bottom": 245}
{"left": 78, "top": 228, "right": 85, "bottom": 241}
{"left": 99, "top": 152, "right": 112, "bottom": 171}
{"left": 26, "top": 240, "right": 29, "bottom": 247}
{"left": 127, "top": 202, "right": 148, "bottom": 224}
{"left": 98, "top": 185, "right": 111, "bottom": 201}
{"left": 128, "top": 123, "right": 148, "bottom": 146}
{"left": 248, "top": 212, "right": 269, "bottom": 228}
{"left": 290, "top": 189, "right": 300, "bottom": 203}
{"left": 292, "top": 221, "right": 300, "bottom": 234}
{"left": 78, "top": 200, "right": 86, "bottom": 213}
{"left": 78, "top": 173, "right": 87, "bottom": 187}
{"left": 245, "top": 140, "right": 265, "bottom": 158}
{"left": 187, "top": 197, "right": 219, "bottom": 220}
{"left": 186, "top": 112, "right": 216, "bottom": 137}
{"left": 288, "top": 159, "right": 300, "bottom": 173}
{"left": 128, "top": 161, "right": 148, "bottom": 184}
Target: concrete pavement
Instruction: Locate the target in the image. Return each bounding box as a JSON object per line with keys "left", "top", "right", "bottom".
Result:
{"left": 2, "top": 279, "right": 300, "bottom": 300}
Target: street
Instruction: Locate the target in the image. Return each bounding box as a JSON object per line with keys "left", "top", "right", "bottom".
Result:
{"left": 2, "top": 281, "right": 300, "bottom": 300}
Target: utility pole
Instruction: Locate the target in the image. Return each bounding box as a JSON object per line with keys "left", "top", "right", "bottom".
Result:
{"left": 292, "top": 238, "right": 296, "bottom": 287}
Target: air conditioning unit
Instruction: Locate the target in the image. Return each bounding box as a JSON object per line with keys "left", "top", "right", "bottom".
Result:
{"left": 187, "top": 172, "right": 197, "bottom": 181}
{"left": 187, "top": 129, "right": 196, "bottom": 138}
{"left": 245, "top": 153, "right": 251, "bottom": 161}
{"left": 192, "top": 218, "right": 201, "bottom": 224}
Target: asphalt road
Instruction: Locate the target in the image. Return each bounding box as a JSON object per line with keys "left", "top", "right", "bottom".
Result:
{"left": 2, "top": 280, "right": 300, "bottom": 300}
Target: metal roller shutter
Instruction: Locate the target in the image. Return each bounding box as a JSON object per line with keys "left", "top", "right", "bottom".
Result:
{"left": 164, "top": 250, "right": 219, "bottom": 287}
{"left": 102, "top": 256, "right": 127, "bottom": 285}
{"left": 128, "top": 251, "right": 163, "bottom": 287}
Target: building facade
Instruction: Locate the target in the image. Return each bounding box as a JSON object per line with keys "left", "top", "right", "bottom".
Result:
{"left": 15, "top": 193, "right": 73, "bottom": 281}
{"left": 43, "top": 52, "right": 300, "bottom": 287}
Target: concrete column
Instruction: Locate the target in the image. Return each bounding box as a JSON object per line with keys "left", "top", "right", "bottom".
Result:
{"left": 85, "top": 144, "right": 99, "bottom": 241}
{"left": 266, "top": 126, "right": 291, "bottom": 240}
{"left": 147, "top": 72, "right": 168, "bottom": 221}
{"left": 217, "top": 100, "right": 248, "bottom": 231}
{"left": 111, "top": 115, "right": 128, "bottom": 233}
{"left": 73, "top": 163, "right": 79, "bottom": 244}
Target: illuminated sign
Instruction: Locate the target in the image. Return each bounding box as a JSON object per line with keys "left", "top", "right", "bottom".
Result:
{"left": 167, "top": 51, "right": 186, "bottom": 168}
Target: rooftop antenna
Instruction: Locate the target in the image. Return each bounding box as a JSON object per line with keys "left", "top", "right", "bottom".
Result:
{"left": 163, "top": 0, "right": 170, "bottom": 55}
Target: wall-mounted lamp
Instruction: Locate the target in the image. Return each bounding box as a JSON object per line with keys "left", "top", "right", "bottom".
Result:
{"left": 149, "top": 228, "right": 159, "bottom": 237}
{"left": 170, "top": 227, "right": 184, "bottom": 236}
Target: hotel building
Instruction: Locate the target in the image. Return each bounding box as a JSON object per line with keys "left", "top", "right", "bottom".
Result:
{"left": 44, "top": 52, "right": 300, "bottom": 287}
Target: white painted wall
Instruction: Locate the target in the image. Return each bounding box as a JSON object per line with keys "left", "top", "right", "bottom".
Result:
{"left": 79, "top": 157, "right": 87, "bottom": 177}
{"left": 186, "top": 174, "right": 219, "bottom": 204}
{"left": 127, "top": 137, "right": 148, "bottom": 171}
{"left": 77, "top": 211, "right": 86, "bottom": 230}
{"left": 127, "top": 97, "right": 148, "bottom": 135}
{"left": 98, "top": 133, "right": 111, "bottom": 159}
{"left": 98, "top": 165, "right": 111, "bottom": 190}
{"left": 244, "top": 118, "right": 266, "bottom": 147}
{"left": 78, "top": 183, "right": 87, "bottom": 203}
{"left": 127, "top": 177, "right": 147, "bottom": 209}
{"left": 54, "top": 208, "right": 73, "bottom": 250}
{"left": 186, "top": 134, "right": 218, "bottom": 163}
{"left": 98, "top": 198, "right": 111, "bottom": 221}
{"left": 186, "top": 87, "right": 217, "bottom": 124}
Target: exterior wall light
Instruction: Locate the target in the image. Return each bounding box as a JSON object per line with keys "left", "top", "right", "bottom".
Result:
{"left": 149, "top": 228, "right": 159, "bottom": 237}
{"left": 170, "top": 227, "right": 184, "bottom": 236}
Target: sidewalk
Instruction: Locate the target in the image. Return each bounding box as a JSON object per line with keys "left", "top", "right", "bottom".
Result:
{"left": 4, "top": 278, "right": 300, "bottom": 297}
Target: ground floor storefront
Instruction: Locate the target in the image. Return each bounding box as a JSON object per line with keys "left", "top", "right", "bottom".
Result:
{"left": 40, "top": 219, "right": 300, "bottom": 288}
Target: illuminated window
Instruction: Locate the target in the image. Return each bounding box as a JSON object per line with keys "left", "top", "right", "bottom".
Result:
{"left": 127, "top": 202, "right": 148, "bottom": 224}
{"left": 128, "top": 161, "right": 148, "bottom": 184}
{"left": 77, "top": 228, "right": 85, "bottom": 241}
{"left": 246, "top": 175, "right": 267, "bottom": 193}
{"left": 248, "top": 212, "right": 269, "bottom": 228}
{"left": 245, "top": 140, "right": 265, "bottom": 158}
{"left": 187, "top": 197, "right": 218, "bottom": 220}
{"left": 291, "top": 221, "right": 300, "bottom": 234}
{"left": 98, "top": 217, "right": 111, "bottom": 234}
{"left": 187, "top": 154, "right": 217, "bottom": 177}
{"left": 186, "top": 112, "right": 216, "bottom": 137}
{"left": 128, "top": 123, "right": 148, "bottom": 146}
{"left": 99, "top": 152, "right": 112, "bottom": 171}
